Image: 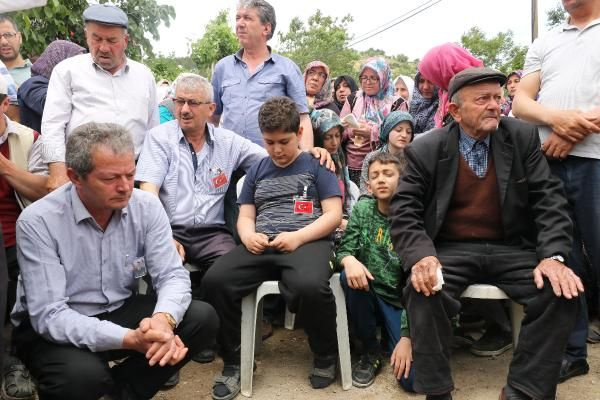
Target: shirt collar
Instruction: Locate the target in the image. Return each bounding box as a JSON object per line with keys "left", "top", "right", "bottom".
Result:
{"left": 562, "top": 16, "right": 600, "bottom": 31}
{"left": 69, "top": 183, "right": 128, "bottom": 225}
{"left": 234, "top": 46, "right": 274, "bottom": 64}
{"left": 459, "top": 127, "right": 490, "bottom": 150}
{"left": 177, "top": 123, "right": 214, "bottom": 147}
{"left": 90, "top": 54, "right": 130, "bottom": 75}
{"left": 0, "top": 114, "right": 17, "bottom": 145}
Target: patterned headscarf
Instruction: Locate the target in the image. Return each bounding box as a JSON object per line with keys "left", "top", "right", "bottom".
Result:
{"left": 379, "top": 111, "right": 415, "bottom": 145}
{"left": 31, "top": 40, "right": 86, "bottom": 80}
{"left": 304, "top": 60, "right": 334, "bottom": 110}
{"left": 394, "top": 75, "right": 415, "bottom": 104}
{"left": 409, "top": 71, "right": 439, "bottom": 134}
{"left": 418, "top": 43, "right": 483, "bottom": 128}
{"left": 353, "top": 57, "right": 395, "bottom": 125}
{"left": 310, "top": 108, "right": 347, "bottom": 181}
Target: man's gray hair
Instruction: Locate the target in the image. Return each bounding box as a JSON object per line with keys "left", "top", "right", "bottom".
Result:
{"left": 66, "top": 122, "right": 134, "bottom": 178}
{"left": 450, "top": 91, "right": 463, "bottom": 107}
{"left": 0, "top": 15, "right": 18, "bottom": 32}
{"left": 175, "top": 73, "right": 214, "bottom": 102}
{"left": 238, "top": 0, "right": 276, "bottom": 40}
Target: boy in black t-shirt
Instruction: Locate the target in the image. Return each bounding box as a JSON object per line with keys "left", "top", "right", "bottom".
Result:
{"left": 202, "top": 97, "right": 343, "bottom": 400}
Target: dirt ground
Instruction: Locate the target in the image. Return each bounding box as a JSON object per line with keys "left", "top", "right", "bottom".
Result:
{"left": 154, "top": 327, "right": 600, "bottom": 400}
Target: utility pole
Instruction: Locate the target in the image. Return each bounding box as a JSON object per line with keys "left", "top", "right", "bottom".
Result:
{"left": 532, "top": 0, "right": 539, "bottom": 42}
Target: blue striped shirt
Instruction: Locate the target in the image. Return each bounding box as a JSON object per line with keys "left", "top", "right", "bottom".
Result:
{"left": 458, "top": 129, "right": 490, "bottom": 178}
{"left": 135, "top": 121, "right": 266, "bottom": 226}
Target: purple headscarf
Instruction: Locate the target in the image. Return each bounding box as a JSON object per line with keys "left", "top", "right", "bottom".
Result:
{"left": 31, "top": 40, "right": 86, "bottom": 80}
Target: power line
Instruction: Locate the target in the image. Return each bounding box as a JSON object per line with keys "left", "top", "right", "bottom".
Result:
{"left": 349, "top": 0, "right": 438, "bottom": 44}
{"left": 347, "top": 0, "right": 442, "bottom": 48}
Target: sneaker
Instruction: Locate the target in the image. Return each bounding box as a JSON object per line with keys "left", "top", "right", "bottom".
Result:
{"left": 351, "top": 352, "right": 382, "bottom": 388}
{"left": 1, "top": 356, "right": 36, "bottom": 400}
{"left": 452, "top": 326, "right": 476, "bottom": 349}
{"left": 470, "top": 327, "right": 512, "bottom": 357}
{"left": 309, "top": 354, "right": 337, "bottom": 389}
{"left": 558, "top": 358, "right": 589, "bottom": 383}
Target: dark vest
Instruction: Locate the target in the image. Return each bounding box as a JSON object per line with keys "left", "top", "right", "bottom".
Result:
{"left": 438, "top": 155, "right": 504, "bottom": 241}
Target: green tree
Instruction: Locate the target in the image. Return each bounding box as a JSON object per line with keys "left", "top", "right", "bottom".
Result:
{"left": 277, "top": 10, "right": 359, "bottom": 77}
{"left": 356, "top": 49, "right": 419, "bottom": 80}
{"left": 146, "top": 54, "right": 184, "bottom": 82}
{"left": 11, "top": 0, "right": 175, "bottom": 60}
{"left": 190, "top": 10, "right": 238, "bottom": 78}
{"left": 460, "top": 27, "right": 527, "bottom": 74}
{"left": 546, "top": 2, "right": 567, "bottom": 28}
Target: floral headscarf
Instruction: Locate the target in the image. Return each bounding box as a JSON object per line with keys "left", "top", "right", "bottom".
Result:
{"left": 418, "top": 43, "right": 483, "bottom": 128}
{"left": 304, "top": 60, "right": 334, "bottom": 110}
{"left": 409, "top": 71, "right": 439, "bottom": 135}
{"left": 354, "top": 57, "right": 395, "bottom": 125}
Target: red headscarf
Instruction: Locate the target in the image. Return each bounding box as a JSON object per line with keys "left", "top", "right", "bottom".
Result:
{"left": 418, "top": 43, "right": 483, "bottom": 127}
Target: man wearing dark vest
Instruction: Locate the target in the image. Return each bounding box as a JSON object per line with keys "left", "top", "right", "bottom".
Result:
{"left": 389, "top": 67, "right": 582, "bottom": 400}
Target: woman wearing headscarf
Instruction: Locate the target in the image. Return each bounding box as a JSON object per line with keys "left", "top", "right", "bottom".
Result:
{"left": 333, "top": 75, "right": 358, "bottom": 113}
{"left": 418, "top": 42, "right": 483, "bottom": 128}
{"left": 393, "top": 75, "right": 415, "bottom": 105}
{"left": 17, "top": 40, "right": 85, "bottom": 132}
{"left": 340, "top": 57, "right": 406, "bottom": 185}
{"left": 501, "top": 70, "right": 522, "bottom": 116}
{"left": 359, "top": 111, "right": 414, "bottom": 194}
{"left": 304, "top": 60, "right": 338, "bottom": 114}
{"left": 408, "top": 71, "right": 439, "bottom": 135}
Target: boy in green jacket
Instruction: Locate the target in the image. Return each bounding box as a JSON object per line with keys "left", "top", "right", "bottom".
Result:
{"left": 337, "top": 151, "right": 413, "bottom": 389}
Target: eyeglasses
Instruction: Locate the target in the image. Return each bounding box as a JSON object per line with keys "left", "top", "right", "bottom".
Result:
{"left": 172, "top": 98, "right": 212, "bottom": 107}
{"left": 360, "top": 76, "right": 379, "bottom": 83}
{"left": 307, "top": 70, "right": 327, "bottom": 79}
{"left": 0, "top": 32, "right": 18, "bottom": 40}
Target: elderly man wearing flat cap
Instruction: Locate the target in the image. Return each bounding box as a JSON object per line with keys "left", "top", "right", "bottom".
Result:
{"left": 40, "top": 4, "right": 158, "bottom": 192}
{"left": 389, "top": 66, "right": 582, "bottom": 400}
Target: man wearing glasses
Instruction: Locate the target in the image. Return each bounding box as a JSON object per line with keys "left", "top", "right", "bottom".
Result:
{"left": 0, "top": 16, "right": 30, "bottom": 87}
{"left": 40, "top": 4, "right": 158, "bottom": 193}
{"left": 136, "top": 73, "right": 266, "bottom": 293}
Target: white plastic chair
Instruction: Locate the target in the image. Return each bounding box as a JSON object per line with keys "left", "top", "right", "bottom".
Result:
{"left": 460, "top": 284, "right": 524, "bottom": 346}
{"left": 240, "top": 272, "right": 352, "bottom": 397}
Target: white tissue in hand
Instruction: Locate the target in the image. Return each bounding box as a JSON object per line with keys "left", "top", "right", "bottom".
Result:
{"left": 432, "top": 268, "right": 444, "bottom": 292}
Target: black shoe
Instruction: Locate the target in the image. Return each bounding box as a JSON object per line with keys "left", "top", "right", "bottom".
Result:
{"left": 470, "top": 328, "right": 512, "bottom": 357}
{"left": 192, "top": 348, "right": 216, "bottom": 363}
{"left": 351, "top": 352, "right": 382, "bottom": 388}
{"left": 309, "top": 354, "right": 337, "bottom": 389}
{"left": 161, "top": 371, "right": 180, "bottom": 389}
{"left": 426, "top": 393, "right": 452, "bottom": 400}
{"left": 499, "top": 385, "right": 531, "bottom": 400}
{"left": 452, "top": 326, "right": 475, "bottom": 349}
{"left": 1, "top": 356, "right": 36, "bottom": 400}
{"left": 558, "top": 358, "right": 589, "bottom": 383}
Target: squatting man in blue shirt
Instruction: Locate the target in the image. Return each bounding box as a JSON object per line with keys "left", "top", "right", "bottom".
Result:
{"left": 10, "top": 122, "right": 218, "bottom": 400}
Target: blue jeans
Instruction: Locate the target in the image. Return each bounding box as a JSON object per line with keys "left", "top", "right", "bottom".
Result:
{"left": 549, "top": 156, "right": 600, "bottom": 361}
{"left": 340, "top": 270, "right": 415, "bottom": 392}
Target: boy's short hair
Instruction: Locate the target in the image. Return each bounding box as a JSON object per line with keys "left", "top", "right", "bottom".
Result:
{"left": 367, "top": 152, "right": 402, "bottom": 176}
{"left": 258, "top": 96, "right": 300, "bottom": 134}
{"left": 0, "top": 94, "right": 7, "bottom": 104}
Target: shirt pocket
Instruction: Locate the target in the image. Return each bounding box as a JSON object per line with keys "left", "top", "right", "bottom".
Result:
{"left": 255, "top": 77, "right": 285, "bottom": 101}
{"left": 222, "top": 78, "right": 242, "bottom": 103}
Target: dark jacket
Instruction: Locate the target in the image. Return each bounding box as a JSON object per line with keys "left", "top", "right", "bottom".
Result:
{"left": 18, "top": 75, "right": 49, "bottom": 133}
{"left": 389, "top": 117, "right": 572, "bottom": 271}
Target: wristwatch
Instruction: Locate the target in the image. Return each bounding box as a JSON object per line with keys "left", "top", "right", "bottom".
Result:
{"left": 550, "top": 254, "right": 565, "bottom": 264}
{"left": 155, "top": 312, "right": 177, "bottom": 330}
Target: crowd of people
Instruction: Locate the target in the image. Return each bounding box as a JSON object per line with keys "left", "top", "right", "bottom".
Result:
{"left": 0, "top": 0, "right": 598, "bottom": 399}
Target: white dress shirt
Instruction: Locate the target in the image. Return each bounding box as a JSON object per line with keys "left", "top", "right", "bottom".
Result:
{"left": 40, "top": 53, "right": 158, "bottom": 163}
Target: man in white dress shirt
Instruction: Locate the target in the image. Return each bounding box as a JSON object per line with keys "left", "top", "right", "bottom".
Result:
{"left": 41, "top": 4, "right": 158, "bottom": 192}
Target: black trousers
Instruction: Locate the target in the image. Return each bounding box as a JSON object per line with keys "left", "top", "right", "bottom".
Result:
{"left": 0, "top": 233, "right": 7, "bottom": 368}
{"left": 404, "top": 242, "right": 578, "bottom": 400}
{"left": 202, "top": 240, "right": 337, "bottom": 364}
{"left": 14, "top": 295, "right": 218, "bottom": 400}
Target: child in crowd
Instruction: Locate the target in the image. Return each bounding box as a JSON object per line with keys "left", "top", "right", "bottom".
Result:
{"left": 311, "top": 108, "right": 356, "bottom": 238}
{"left": 337, "top": 152, "right": 414, "bottom": 390}
{"left": 202, "top": 96, "right": 343, "bottom": 400}
{"left": 359, "top": 111, "right": 414, "bottom": 194}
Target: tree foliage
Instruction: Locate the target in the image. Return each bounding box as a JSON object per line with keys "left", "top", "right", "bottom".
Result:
{"left": 146, "top": 54, "right": 186, "bottom": 81}
{"left": 356, "top": 48, "right": 419, "bottom": 79}
{"left": 11, "top": 0, "right": 175, "bottom": 61}
{"left": 277, "top": 10, "right": 358, "bottom": 78}
{"left": 546, "top": 2, "right": 567, "bottom": 28}
{"left": 190, "top": 10, "right": 238, "bottom": 78}
{"left": 460, "top": 27, "right": 527, "bottom": 74}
